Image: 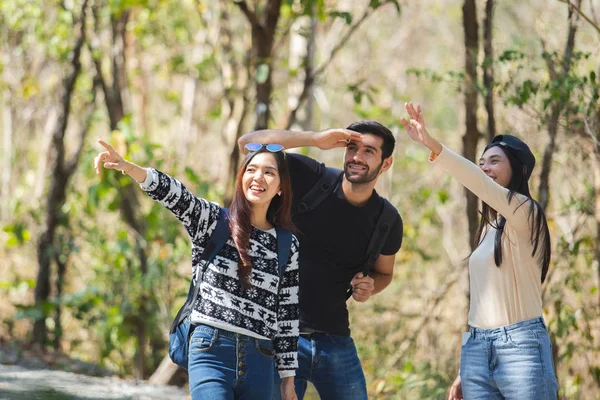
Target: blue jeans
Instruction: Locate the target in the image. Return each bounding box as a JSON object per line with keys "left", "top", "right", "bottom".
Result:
{"left": 272, "top": 334, "right": 367, "bottom": 400}
{"left": 460, "top": 317, "right": 558, "bottom": 400}
{"left": 188, "top": 324, "right": 276, "bottom": 400}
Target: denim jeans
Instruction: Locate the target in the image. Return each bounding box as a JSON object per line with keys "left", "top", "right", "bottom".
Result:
{"left": 188, "top": 324, "right": 276, "bottom": 400}
{"left": 460, "top": 317, "right": 558, "bottom": 400}
{"left": 272, "top": 334, "right": 367, "bottom": 400}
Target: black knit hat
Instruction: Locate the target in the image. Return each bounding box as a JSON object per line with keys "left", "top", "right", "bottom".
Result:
{"left": 484, "top": 135, "right": 536, "bottom": 180}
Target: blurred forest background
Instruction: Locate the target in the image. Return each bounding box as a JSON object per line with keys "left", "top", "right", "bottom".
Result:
{"left": 1, "top": 0, "right": 599, "bottom": 398}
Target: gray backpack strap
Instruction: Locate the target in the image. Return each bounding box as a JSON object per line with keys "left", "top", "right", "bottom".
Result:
{"left": 294, "top": 167, "right": 343, "bottom": 216}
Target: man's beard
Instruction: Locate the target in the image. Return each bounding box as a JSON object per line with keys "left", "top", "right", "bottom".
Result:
{"left": 344, "top": 161, "right": 382, "bottom": 184}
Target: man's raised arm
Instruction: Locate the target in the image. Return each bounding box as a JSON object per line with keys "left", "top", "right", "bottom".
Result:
{"left": 238, "top": 128, "right": 362, "bottom": 153}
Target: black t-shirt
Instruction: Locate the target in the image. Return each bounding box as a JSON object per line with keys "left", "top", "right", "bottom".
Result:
{"left": 287, "top": 153, "right": 403, "bottom": 336}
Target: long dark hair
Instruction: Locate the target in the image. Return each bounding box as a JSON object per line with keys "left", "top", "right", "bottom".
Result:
{"left": 229, "top": 149, "right": 294, "bottom": 287}
{"left": 474, "top": 147, "right": 551, "bottom": 283}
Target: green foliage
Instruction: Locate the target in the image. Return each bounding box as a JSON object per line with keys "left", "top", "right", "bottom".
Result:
{"left": 3, "top": 221, "right": 31, "bottom": 246}
{"left": 370, "top": 0, "right": 401, "bottom": 14}
{"left": 329, "top": 11, "right": 352, "bottom": 25}
{"left": 496, "top": 48, "right": 599, "bottom": 123}
{"left": 406, "top": 68, "right": 465, "bottom": 93}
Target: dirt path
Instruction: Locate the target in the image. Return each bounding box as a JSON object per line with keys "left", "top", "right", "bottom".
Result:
{"left": 0, "top": 364, "right": 190, "bottom": 400}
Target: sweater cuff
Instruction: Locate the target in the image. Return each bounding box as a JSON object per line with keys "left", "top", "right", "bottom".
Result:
{"left": 278, "top": 370, "right": 296, "bottom": 379}
{"left": 139, "top": 167, "right": 157, "bottom": 190}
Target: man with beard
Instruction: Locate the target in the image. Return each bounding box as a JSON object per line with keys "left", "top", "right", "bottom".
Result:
{"left": 238, "top": 121, "right": 403, "bottom": 400}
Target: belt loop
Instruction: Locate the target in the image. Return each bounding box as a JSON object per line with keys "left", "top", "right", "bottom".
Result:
{"left": 502, "top": 326, "right": 508, "bottom": 342}
{"left": 470, "top": 327, "right": 475, "bottom": 339}
{"left": 212, "top": 327, "right": 219, "bottom": 344}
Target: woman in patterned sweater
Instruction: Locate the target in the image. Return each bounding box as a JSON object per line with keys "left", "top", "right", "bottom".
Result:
{"left": 94, "top": 139, "right": 299, "bottom": 400}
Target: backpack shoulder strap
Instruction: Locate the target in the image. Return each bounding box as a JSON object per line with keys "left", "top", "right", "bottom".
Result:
{"left": 363, "top": 199, "right": 397, "bottom": 276}
{"left": 275, "top": 227, "right": 293, "bottom": 276}
{"left": 294, "top": 167, "right": 343, "bottom": 216}
{"left": 171, "top": 208, "right": 230, "bottom": 333}
{"left": 199, "top": 208, "right": 230, "bottom": 267}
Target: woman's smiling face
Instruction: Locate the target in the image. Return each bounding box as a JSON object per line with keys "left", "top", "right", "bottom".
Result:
{"left": 479, "top": 146, "right": 513, "bottom": 188}
{"left": 242, "top": 152, "right": 281, "bottom": 205}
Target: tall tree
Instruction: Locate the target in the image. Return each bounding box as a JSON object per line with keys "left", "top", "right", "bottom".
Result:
{"left": 90, "top": 3, "right": 150, "bottom": 379}
{"left": 235, "top": 0, "right": 283, "bottom": 130}
{"left": 538, "top": 0, "right": 582, "bottom": 211}
{"left": 483, "top": 0, "right": 496, "bottom": 141}
{"left": 34, "top": 0, "right": 93, "bottom": 346}
{"left": 461, "top": 0, "right": 480, "bottom": 251}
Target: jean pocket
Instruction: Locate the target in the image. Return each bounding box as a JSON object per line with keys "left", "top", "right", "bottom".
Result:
{"left": 256, "top": 341, "right": 275, "bottom": 358}
{"left": 190, "top": 335, "right": 214, "bottom": 353}
{"left": 329, "top": 334, "right": 354, "bottom": 347}
{"left": 507, "top": 329, "right": 540, "bottom": 349}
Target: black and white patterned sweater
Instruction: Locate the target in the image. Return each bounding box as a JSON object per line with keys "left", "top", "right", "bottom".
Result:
{"left": 140, "top": 168, "right": 299, "bottom": 377}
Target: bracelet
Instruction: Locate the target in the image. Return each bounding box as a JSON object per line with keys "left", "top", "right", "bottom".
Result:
{"left": 121, "top": 162, "right": 134, "bottom": 175}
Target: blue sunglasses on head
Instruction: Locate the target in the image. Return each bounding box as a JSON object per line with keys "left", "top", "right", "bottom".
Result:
{"left": 245, "top": 143, "right": 284, "bottom": 152}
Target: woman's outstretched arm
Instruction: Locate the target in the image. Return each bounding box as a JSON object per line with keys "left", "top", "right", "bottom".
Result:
{"left": 402, "top": 104, "right": 531, "bottom": 229}
{"left": 94, "top": 139, "right": 217, "bottom": 244}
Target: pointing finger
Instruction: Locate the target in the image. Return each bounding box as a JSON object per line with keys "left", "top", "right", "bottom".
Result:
{"left": 97, "top": 139, "right": 117, "bottom": 155}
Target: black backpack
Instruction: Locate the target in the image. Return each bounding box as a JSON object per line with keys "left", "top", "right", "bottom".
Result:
{"left": 293, "top": 167, "right": 397, "bottom": 297}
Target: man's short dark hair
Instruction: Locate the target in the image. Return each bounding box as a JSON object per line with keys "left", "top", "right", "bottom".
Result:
{"left": 346, "top": 120, "right": 395, "bottom": 160}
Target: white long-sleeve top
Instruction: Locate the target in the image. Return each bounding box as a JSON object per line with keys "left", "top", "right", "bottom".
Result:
{"left": 431, "top": 146, "right": 543, "bottom": 329}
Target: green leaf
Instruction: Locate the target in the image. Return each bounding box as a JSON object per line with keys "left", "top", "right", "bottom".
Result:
{"left": 255, "top": 64, "right": 270, "bottom": 84}
{"left": 437, "top": 190, "right": 449, "bottom": 204}
{"left": 329, "top": 11, "right": 352, "bottom": 25}
{"left": 184, "top": 167, "right": 203, "bottom": 186}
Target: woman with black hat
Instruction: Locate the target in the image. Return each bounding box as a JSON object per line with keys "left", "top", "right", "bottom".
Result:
{"left": 402, "top": 103, "right": 558, "bottom": 400}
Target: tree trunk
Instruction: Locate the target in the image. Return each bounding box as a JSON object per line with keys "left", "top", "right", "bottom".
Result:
{"left": 219, "top": 4, "right": 251, "bottom": 203}
{"left": 149, "top": 355, "right": 188, "bottom": 386}
{"left": 33, "top": 0, "right": 90, "bottom": 346}
{"left": 462, "top": 0, "right": 480, "bottom": 251}
{"left": 592, "top": 111, "right": 600, "bottom": 345}
{"left": 538, "top": 0, "right": 581, "bottom": 211}
{"left": 178, "top": 76, "right": 197, "bottom": 162}
{"left": 1, "top": 89, "right": 12, "bottom": 222}
{"left": 461, "top": 0, "right": 479, "bottom": 334}
{"left": 235, "top": 0, "right": 282, "bottom": 130}
{"left": 53, "top": 235, "right": 70, "bottom": 351}
{"left": 288, "top": 10, "right": 316, "bottom": 131}
{"left": 483, "top": 0, "right": 496, "bottom": 142}
{"left": 538, "top": 107, "right": 560, "bottom": 211}
{"left": 92, "top": 7, "right": 152, "bottom": 378}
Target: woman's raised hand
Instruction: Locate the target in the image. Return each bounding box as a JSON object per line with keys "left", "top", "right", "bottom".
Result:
{"left": 401, "top": 102, "right": 429, "bottom": 144}
{"left": 401, "top": 102, "right": 442, "bottom": 155}
{"left": 94, "top": 139, "right": 131, "bottom": 175}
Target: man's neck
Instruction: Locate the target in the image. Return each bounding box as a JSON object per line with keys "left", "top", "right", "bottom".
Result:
{"left": 341, "top": 177, "right": 376, "bottom": 207}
